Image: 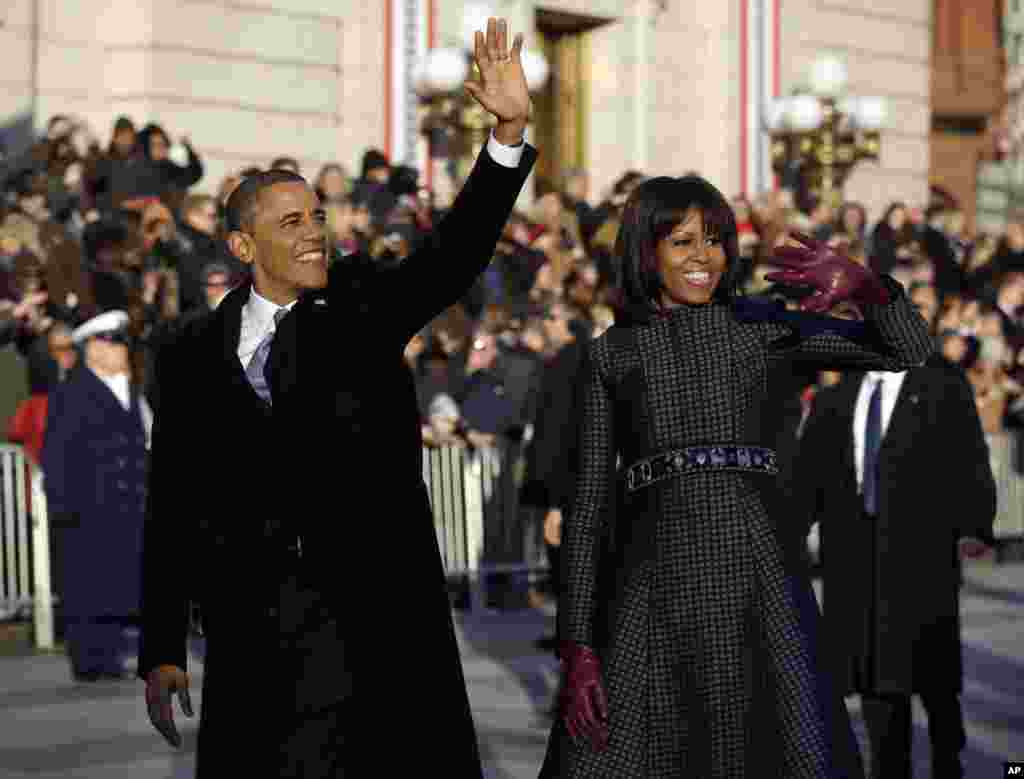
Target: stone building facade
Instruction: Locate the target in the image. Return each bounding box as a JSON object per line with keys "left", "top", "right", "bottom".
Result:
{"left": 2, "top": 0, "right": 930, "bottom": 219}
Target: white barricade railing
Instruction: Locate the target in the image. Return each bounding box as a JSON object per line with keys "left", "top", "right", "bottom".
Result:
{"left": 0, "top": 444, "right": 53, "bottom": 649}
{"left": 987, "top": 432, "right": 1024, "bottom": 540}
{"left": 422, "top": 441, "right": 548, "bottom": 609}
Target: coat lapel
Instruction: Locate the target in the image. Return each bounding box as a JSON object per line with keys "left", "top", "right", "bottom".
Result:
{"left": 880, "top": 368, "right": 923, "bottom": 453}
{"left": 214, "top": 283, "right": 273, "bottom": 417}
{"left": 81, "top": 366, "right": 129, "bottom": 418}
{"left": 265, "top": 289, "right": 331, "bottom": 407}
{"left": 835, "top": 372, "right": 863, "bottom": 478}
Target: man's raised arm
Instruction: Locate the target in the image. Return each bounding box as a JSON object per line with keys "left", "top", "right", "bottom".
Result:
{"left": 387, "top": 17, "right": 537, "bottom": 341}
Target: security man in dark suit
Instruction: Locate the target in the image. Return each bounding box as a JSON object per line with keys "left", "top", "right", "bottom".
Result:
{"left": 138, "top": 18, "right": 536, "bottom": 778}
{"left": 796, "top": 349, "right": 996, "bottom": 779}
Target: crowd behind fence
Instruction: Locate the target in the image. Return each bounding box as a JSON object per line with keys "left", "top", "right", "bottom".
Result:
{"left": 2, "top": 432, "right": 1023, "bottom": 648}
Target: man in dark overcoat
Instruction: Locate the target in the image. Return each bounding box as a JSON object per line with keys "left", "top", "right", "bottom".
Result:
{"left": 137, "top": 18, "right": 535, "bottom": 778}
{"left": 796, "top": 350, "right": 997, "bottom": 779}
{"left": 41, "top": 310, "right": 151, "bottom": 680}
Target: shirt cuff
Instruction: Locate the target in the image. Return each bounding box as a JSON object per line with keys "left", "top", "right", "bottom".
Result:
{"left": 485, "top": 129, "right": 525, "bottom": 169}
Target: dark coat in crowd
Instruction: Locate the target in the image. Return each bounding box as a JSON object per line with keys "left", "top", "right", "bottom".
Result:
{"left": 796, "top": 354, "right": 996, "bottom": 695}
{"left": 41, "top": 365, "right": 149, "bottom": 620}
{"left": 89, "top": 145, "right": 202, "bottom": 213}
{"left": 521, "top": 338, "right": 587, "bottom": 514}
{"left": 138, "top": 144, "right": 536, "bottom": 778}
{"left": 167, "top": 222, "right": 247, "bottom": 314}
{"left": 919, "top": 225, "right": 967, "bottom": 298}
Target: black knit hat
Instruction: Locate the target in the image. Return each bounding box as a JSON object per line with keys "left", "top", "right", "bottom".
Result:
{"left": 113, "top": 116, "right": 135, "bottom": 134}
{"left": 361, "top": 148, "right": 389, "bottom": 178}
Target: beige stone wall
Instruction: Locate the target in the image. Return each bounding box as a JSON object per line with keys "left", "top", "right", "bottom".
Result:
{"left": 779, "top": 0, "right": 932, "bottom": 222}
{"left": 0, "top": 0, "right": 39, "bottom": 122}
{"left": 432, "top": 0, "right": 741, "bottom": 203}
{"left": 2, "top": 0, "right": 386, "bottom": 196}
{"left": 3, "top": 0, "right": 928, "bottom": 217}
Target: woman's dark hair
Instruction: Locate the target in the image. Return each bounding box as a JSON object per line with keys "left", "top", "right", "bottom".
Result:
{"left": 615, "top": 175, "right": 742, "bottom": 324}
{"left": 137, "top": 123, "right": 169, "bottom": 161}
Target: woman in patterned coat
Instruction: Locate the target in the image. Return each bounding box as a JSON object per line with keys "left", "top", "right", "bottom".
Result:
{"left": 539, "top": 176, "right": 933, "bottom": 778}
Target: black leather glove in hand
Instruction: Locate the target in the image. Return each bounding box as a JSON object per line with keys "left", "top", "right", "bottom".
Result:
{"left": 766, "top": 231, "right": 891, "bottom": 313}
{"left": 559, "top": 641, "right": 609, "bottom": 751}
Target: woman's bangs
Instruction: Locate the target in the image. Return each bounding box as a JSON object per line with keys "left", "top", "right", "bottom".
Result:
{"left": 651, "top": 206, "right": 690, "bottom": 241}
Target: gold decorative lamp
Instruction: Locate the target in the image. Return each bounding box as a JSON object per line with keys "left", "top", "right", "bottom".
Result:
{"left": 413, "top": 6, "right": 550, "bottom": 183}
{"left": 764, "top": 56, "right": 888, "bottom": 208}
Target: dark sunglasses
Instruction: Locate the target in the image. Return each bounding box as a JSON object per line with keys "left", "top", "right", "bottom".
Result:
{"left": 94, "top": 331, "right": 131, "bottom": 345}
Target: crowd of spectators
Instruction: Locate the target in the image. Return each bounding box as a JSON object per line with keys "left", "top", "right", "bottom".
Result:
{"left": 3, "top": 111, "right": 1024, "bottom": 510}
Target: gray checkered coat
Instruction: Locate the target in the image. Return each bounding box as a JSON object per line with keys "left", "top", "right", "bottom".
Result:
{"left": 540, "top": 277, "right": 932, "bottom": 778}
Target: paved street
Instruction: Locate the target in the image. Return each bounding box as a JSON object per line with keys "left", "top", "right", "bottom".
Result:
{"left": 0, "top": 562, "right": 1020, "bottom": 778}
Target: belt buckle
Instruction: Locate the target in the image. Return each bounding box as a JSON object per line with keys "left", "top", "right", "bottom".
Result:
{"left": 639, "top": 461, "right": 653, "bottom": 486}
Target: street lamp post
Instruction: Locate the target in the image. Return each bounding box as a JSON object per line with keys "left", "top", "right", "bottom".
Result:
{"left": 413, "top": 8, "right": 549, "bottom": 184}
{"left": 764, "top": 56, "right": 888, "bottom": 209}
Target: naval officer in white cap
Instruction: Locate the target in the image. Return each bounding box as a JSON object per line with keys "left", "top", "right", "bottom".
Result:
{"left": 41, "top": 310, "right": 153, "bottom": 680}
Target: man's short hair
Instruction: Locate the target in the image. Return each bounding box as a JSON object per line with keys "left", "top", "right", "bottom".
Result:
{"left": 225, "top": 169, "right": 308, "bottom": 233}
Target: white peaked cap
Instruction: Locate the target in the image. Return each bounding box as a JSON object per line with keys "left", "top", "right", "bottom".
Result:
{"left": 71, "top": 310, "right": 130, "bottom": 344}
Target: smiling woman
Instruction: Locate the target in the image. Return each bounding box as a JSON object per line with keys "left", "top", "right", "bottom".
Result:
{"left": 541, "top": 172, "right": 933, "bottom": 777}
{"left": 615, "top": 175, "right": 743, "bottom": 322}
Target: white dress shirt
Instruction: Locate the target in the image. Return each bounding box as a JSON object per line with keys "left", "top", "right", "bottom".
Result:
{"left": 237, "top": 129, "right": 525, "bottom": 371}
{"left": 238, "top": 290, "right": 298, "bottom": 370}
{"left": 852, "top": 370, "right": 907, "bottom": 490}
{"left": 98, "top": 372, "right": 131, "bottom": 412}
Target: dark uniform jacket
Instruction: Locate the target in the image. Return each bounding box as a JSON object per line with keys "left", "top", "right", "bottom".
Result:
{"left": 795, "top": 354, "right": 996, "bottom": 695}
{"left": 41, "top": 365, "right": 149, "bottom": 619}
{"left": 138, "top": 144, "right": 535, "bottom": 777}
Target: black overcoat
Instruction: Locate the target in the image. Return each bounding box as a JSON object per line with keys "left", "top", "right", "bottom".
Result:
{"left": 521, "top": 339, "right": 587, "bottom": 514}
{"left": 41, "top": 365, "right": 149, "bottom": 619}
{"left": 795, "top": 355, "right": 996, "bottom": 695}
{"left": 138, "top": 144, "right": 535, "bottom": 777}
{"left": 540, "top": 279, "right": 933, "bottom": 778}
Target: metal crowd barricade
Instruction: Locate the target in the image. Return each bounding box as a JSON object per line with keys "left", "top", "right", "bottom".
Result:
{"left": 0, "top": 444, "right": 53, "bottom": 649}
{"left": 422, "top": 440, "right": 548, "bottom": 609}
{"left": 987, "top": 432, "right": 1024, "bottom": 540}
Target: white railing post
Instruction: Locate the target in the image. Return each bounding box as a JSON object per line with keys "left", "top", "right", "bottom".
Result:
{"left": 30, "top": 468, "right": 53, "bottom": 650}
{"left": 2, "top": 448, "right": 16, "bottom": 616}
{"left": 463, "top": 447, "right": 486, "bottom": 610}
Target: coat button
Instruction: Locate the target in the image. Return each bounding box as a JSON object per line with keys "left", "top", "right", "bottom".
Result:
{"left": 118, "top": 458, "right": 127, "bottom": 468}
{"left": 267, "top": 607, "right": 278, "bottom": 618}
{"left": 117, "top": 480, "right": 128, "bottom": 490}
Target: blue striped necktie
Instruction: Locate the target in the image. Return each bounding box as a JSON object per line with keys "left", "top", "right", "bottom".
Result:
{"left": 863, "top": 376, "right": 883, "bottom": 515}
{"left": 246, "top": 308, "right": 287, "bottom": 405}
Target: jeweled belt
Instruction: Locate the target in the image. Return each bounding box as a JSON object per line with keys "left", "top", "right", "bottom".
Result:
{"left": 623, "top": 445, "right": 778, "bottom": 493}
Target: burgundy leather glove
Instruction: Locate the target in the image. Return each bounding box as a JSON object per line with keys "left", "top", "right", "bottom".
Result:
{"left": 559, "top": 641, "right": 609, "bottom": 751}
{"left": 765, "top": 232, "right": 891, "bottom": 313}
